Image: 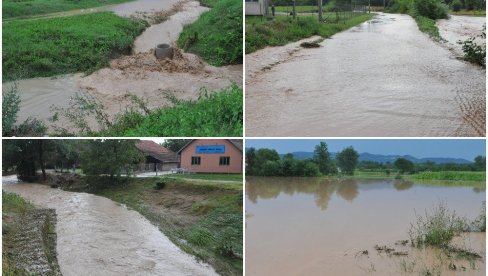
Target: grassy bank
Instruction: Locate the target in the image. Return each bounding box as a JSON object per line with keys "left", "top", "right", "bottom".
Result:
{"left": 178, "top": 0, "right": 242, "bottom": 66}
{"left": 70, "top": 177, "right": 242, "bottom": 276}
{"left": 450, "top": 9, "right": 486, "bottom": 16}
{"left": 96, "top": 85, "right": 242, "bottom": 137}
{"left": 168, "top": 173, "right": 243, "bottom": 182}
{"left": 245, "top": 13, "right": 374, "bottom": 53}
{"left": 414, "top": 171, "right": 486, "bottom": 181}
{"left": 3, "top": 12, "right": 146, "bottom": 81}
{"left": 414, "top": 15, "right": 441, "bottom": 40}
{"left": 3, "top": 0, "right": 133, "bottom": 19}
{"left": 2, "top": 192, "right": 33, "bottom": 276}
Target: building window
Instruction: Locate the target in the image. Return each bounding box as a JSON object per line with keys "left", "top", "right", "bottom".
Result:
{"left": 219, "top": 156, "right": 230, "bottom": 166}
{"left": 191, "top": 156, "right": 201, "bottom": 165}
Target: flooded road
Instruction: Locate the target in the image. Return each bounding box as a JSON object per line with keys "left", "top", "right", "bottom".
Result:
{"left": 246, "top": 177, "right": 486, "bottom": 275}
{"left": 3, "top": 177, "right": 217, "bottom": 276}
{"left": 437, "top": 15, "right": 486, "bottom": 57}
{"left": 3, "top": 0, "right": 242, "bottom": 133}
{"left": 246, "top": 13, "right": 485, "bottom": 137}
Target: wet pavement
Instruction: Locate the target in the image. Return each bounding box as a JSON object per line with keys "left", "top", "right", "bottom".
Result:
{"left": 245, "top": 13, "right": 486, "bottom": 137}
{"left": 246, "top": 177, "right": 486, "bottom": 275}
{"left": 3, "top": 176, "right": 217, "bottom": 276}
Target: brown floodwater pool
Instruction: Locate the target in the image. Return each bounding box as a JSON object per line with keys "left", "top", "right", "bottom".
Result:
{"left": 245, "top": 177, "right": 485, "bottom": 275}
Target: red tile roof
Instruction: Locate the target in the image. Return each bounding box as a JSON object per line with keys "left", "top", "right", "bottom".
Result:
{"left": 136, "top": 140, "right": 179, "bottom": 162}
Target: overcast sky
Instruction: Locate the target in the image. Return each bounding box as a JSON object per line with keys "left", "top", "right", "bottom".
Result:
{"left": 245, "top": 139, "right": 485, "bottom": 160}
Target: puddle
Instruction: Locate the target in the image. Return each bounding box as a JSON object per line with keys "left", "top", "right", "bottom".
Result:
{"left": 245, "top": 177, "right": 486, "bottom": 275}
{"left": 437, "top": 15, "right": 486, "bottom": 57}
{"left": 3, "top": 180, "right": 217, "bottom": 276}
{"left": 245, "top": 13, "right": 486, "bottom": 137}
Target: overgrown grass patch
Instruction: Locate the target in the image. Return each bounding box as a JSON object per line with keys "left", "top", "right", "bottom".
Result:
{"left": 99, "top": 85, "right": 243, "bottom": 137}
{"left": 414, "top": 15, "right": 441, "bottom": 40}
{"left": 414, "top": 171, "right": 485, "bottom": 181}
{"left": 178, "top": 0, "right": 242, "bottom": 66}
{"left": 168, "top": 173, "right": 243, "bottom": 182}
{"left": 3, "top": 0, "right": 134, "bottom": 19}
{"left": 3, "top": 12, "right": 146, "bottom": 81}
{"left": 245, "top": 13, "right": 374, "bottom": 53}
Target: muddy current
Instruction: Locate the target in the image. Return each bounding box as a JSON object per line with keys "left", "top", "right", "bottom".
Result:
{"left": 245, "top": 13, "right": 485, "bottom": 137}
{"left": 2, "top": 176, "right": 217, "bottom": 276}
{"left": 3, "top": 0, "right": 242, "bottom": 132}
{"left": 246, "top": 177, "right": 486, "bottom": 275}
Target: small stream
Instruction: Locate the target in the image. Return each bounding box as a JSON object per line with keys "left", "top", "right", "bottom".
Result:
{"left": 3, "top": 176, "right": 217, "bottom": 276}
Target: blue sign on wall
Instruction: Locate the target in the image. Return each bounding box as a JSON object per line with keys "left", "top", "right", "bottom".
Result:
{"left": 196, "top": 145, "right": 225, "bottom": 154}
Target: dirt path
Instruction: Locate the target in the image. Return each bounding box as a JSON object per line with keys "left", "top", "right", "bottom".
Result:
{"left": 3, "top": 178, "right": 217, "bottom": 276}
{"left": 245, "top": 13, "right": 485, "bottom": 137}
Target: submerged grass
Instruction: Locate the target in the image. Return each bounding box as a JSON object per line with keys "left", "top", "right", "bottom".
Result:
{"left": 79, "top": 177, "right": 243, "bottom": 275}
{"left": 3, "top": 12, "right": 146, "bottom": 81}
{"left": 100, "top": 85, "right": 243, "bottom": 137}
{"left": 178, "top": 0, "right": 242, "bottom": 66}
{"left": 3, "top": 0, "right": 133, "bottom": 19}
{"left": 245, "top": 13, "right": 374, "bottom": 53}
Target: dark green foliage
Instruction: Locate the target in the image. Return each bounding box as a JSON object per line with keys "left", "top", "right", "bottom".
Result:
{"left": 162, "top": 140, "right": 190, "bottom": 153}
{"left": 412, "top": 0, "right": 448, "bottom": 19}
{"left": 2, "top": 84, "right": 21, "bottom": 136}
{"left": 3, "top": 13, "right": 147, "bottom": 80}
{"left": 106, "top": 85, "right": 243, "bottom": 137}
{"left": 458, "top": 32, "right": 486, "bottom": 67}
{"left": 336, "top": 147, "right": 359, "bottom": 175}
{"left": 451, "top": 0, "right": 462, "bottom": 11}
{"left": 246, "top": 13, "right": 374, "bottom": 53}
{"left": 178, "top": 0, "right": 242, "bottom": 66}
{"left": 3, "top": 140, "right": 50, "bottom": 182}
{"left": 474, "top": 155, "right": 486, "bottom": 171}
{"left": 385, "top": 0, "right": 413, "bottom": 13}
{"left": 394, "top": 158, "right": 415, "bottom": 174}
{"left": 3, "top": 0, "right": 134, "bottom": 19}
{"left": 313, "top": 142, "right": 335, "bottom": 174}
{"left": 154, "top": 181, "right": 167, "bottom": 190}
{"left": 415, "top": 16, "right": 441, "bottom": 40}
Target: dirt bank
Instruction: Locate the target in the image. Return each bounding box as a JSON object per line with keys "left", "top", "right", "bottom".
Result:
{"left": 245, "top": 13, "right": 485, "bottom": 137}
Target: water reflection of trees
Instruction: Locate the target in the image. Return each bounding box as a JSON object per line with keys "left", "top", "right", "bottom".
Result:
{"left": 246, "top": 177, "right": 417, "bottom": 211}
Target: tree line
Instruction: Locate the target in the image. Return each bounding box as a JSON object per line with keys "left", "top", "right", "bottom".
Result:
{"left": 246, "top": 142, "right": 360, "bottom": 177}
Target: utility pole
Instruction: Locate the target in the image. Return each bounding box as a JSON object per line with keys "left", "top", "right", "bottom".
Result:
{"left": 318, "top": 0, "right": 323, "bottom": 22}
{"left": 293, "top": 0, "right": 296, "bottom": 19}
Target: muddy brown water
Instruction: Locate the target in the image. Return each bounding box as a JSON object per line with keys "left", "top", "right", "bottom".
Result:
{"left": 2, "top": 176, "right": 217, "bottom": 276}
{"left": 2, "top": 0, "right": 242, "bottom": 133}
{"left": 437, "top": 15, "right": 486, "bottom": 57}
{"left": 246, "top": 177, "right": 486, "bottom": 275}
{"left": 245, "top": 13, "right": 486, "bottom": 137}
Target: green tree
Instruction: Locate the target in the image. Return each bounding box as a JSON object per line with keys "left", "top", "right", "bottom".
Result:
{"left": 336, "top": 147, "right": 359, "bottom": 175}
{"left": 2, "top": 85, "right": 21, "bottom": 136}
{"left": 451, "top": 0, "right": 462, "bottom": 11}
{"left": 80, "top": 140, "right": 144, "bottom": 179}
{"left": 474, "top": 155, "right": 486, "bottom": 171}
{"left": 163, "top": 139, "right": 189, "bottom": 152}
{"left": 394, "top": 158, "right": 415, "bottom": 174}
{"left": 313, "top": 142, "right": 333, "bottom": 175}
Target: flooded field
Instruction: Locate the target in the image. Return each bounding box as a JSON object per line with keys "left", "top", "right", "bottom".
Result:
{"left": 246, "top": 13, "right": 485, "bottom": 137}
{"left": 2, "top": 176, "right": 216, "bottom": 276}
{"left": 246, "top": 177, "right": 486, "bottom": 275}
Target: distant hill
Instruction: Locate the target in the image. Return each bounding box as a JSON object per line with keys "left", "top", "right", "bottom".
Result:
{"left": 245, "top": 148, "right": 473, "bottom": 164}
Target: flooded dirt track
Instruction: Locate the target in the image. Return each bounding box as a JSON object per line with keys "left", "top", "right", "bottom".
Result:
{"left": 3, "top": 178, "right": 217, "bottom": 276}
{"left": 245, "top": 177, "right": 486, "bottom": 275}
{"left": 437, "top": 15, "right": 486, "bottom": 57}
{"left": 245, "top": 13, "right": 486, "bottom": 137}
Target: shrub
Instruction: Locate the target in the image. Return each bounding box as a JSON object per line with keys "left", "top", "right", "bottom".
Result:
{"left": 154, "top": 181, "right": 166, "bottom": 190}
{"left": 409, "top": 203, "right": 467, "bottom": 247}
{"left": 413, "top": 0, "right": 448, "bottom": 19}
{"left": 458, "top": 32, "right": 486, "bottom": 67}
{"left": 451, "top": 0, "right": 462, "bottom": 11}
{"left": 386, "top": 0, "right": 414, "bottom": 13}
{"left": 187, "top": 227, "right": 213, "bottom": 246}
{"left": 2, "top": 84, "right": 21, "bottom": 136}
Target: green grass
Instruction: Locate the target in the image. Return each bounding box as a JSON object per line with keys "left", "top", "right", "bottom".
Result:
{"left": 273, "top": 5, "right": 319, "bottom": 13}
{"left": 77, "top": 177, "right": 242, "bottom": 276}
{"left": 178, "top": 0, "right": 242, "bottom": 66}
{"left": 97, "top": 85, "right": 242, "bottom": 137}
{"left": 168, "top": 173, "right": 243, "bottom": 182}
{"left": 3, "top": 12, "right": 146, "bottom": 81}
{"left": 245, "top": 13, "right": 374, "bottom": 53}
{"left": 414, "top": 171, "right": 485, "bottom": 181}
{"left": 414, "top": 15, "right": 441, "bottom": 40}
{"left": 3, "top": 0, "right": 134, "bottom": 19}
{"left": 449, "top": 9, "right": 486, "bottom": 16}
{"left": 2, "top": 192, "right": 33, "bottom": 276}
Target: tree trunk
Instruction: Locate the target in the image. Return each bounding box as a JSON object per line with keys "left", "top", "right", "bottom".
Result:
{"left": 38, "top": 140, "right": 46, "bottom": 181}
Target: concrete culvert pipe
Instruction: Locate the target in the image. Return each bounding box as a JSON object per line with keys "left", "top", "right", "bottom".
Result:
{"left": 155, "top": 43, "right": 173, "bottom": 60}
